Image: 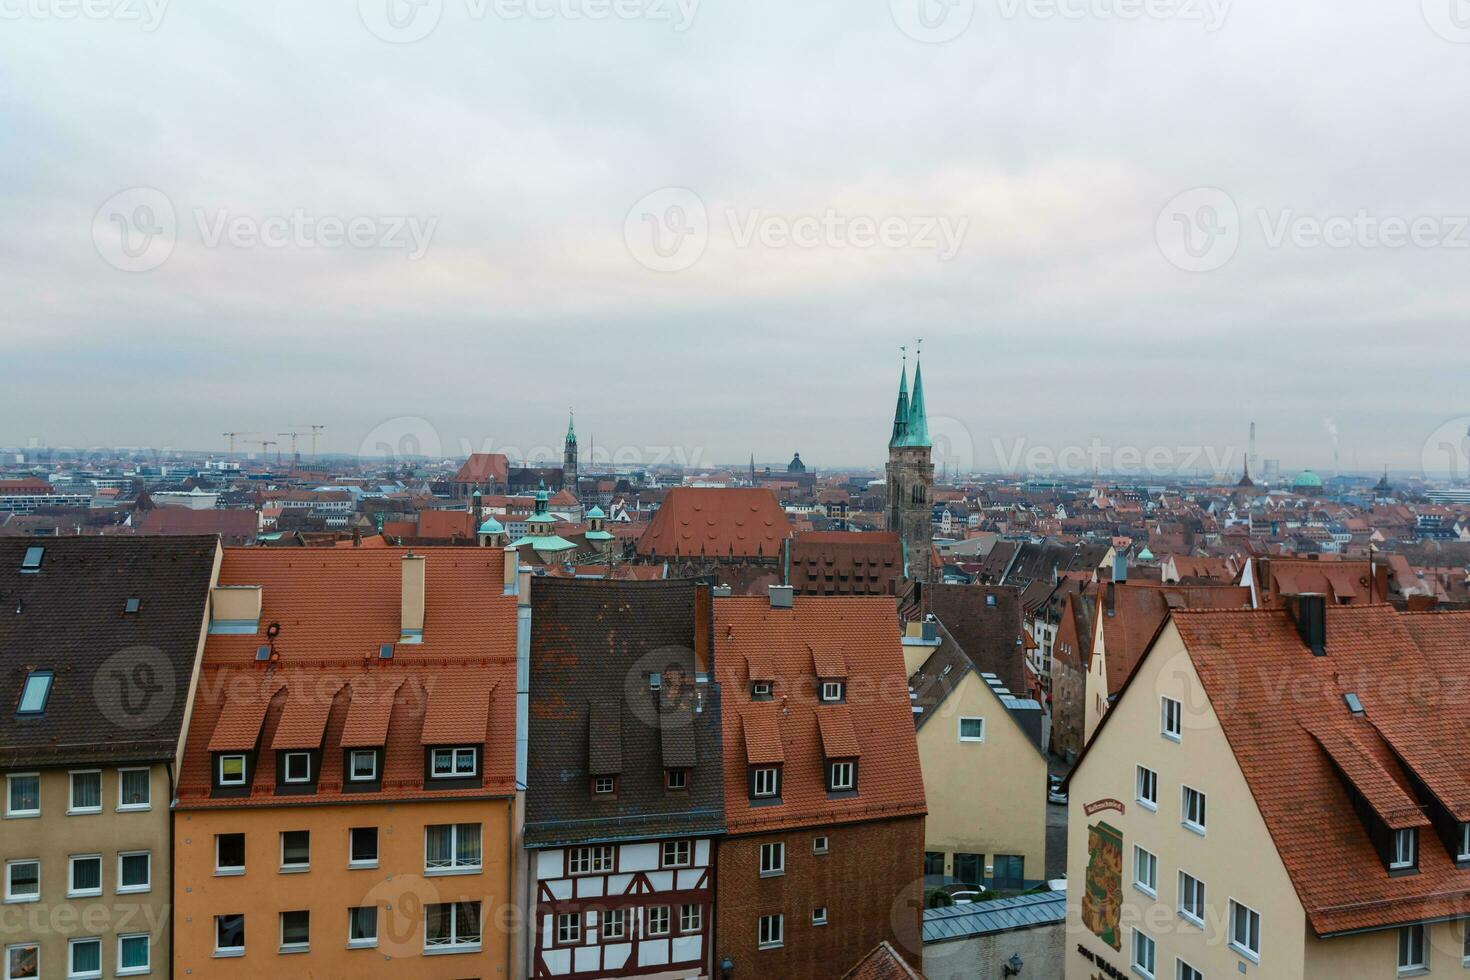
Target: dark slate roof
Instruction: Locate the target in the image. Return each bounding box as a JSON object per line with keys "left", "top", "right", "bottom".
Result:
{"left": 925, "top": 584, "right": 1027, "bottom": 693}
{"left": 0, "top": 536, "right": 217, "bottom": 768}
{"left": 526, "top": 578, "right": 724, "bottom": 846}
{"left": 922, "top": 889, "right": 1067, "bottom": 943}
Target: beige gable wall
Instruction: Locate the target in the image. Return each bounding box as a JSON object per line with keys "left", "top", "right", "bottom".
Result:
{"left": 1083, "top": 599, "right": 1109, "bottom": 742}
{"left": 917, "top": 669, "right": 1046, "bottom": 883}
{"left": 1065, "top": 620, "right": 1309, "bottom": 979}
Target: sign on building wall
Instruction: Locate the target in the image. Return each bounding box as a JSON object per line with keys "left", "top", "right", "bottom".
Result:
{"left": 1081, "top": 821, "right": 1123, "bottom": 951}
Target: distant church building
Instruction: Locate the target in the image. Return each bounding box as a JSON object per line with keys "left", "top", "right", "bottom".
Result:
{"left": 563, "top": 412, "right": 578, "bottom": 498}
{"left": 886, "top": 351, "right": 934, "bottom": 583}
{"left": 787, "top": 452, "right": 806, "bottom": 474}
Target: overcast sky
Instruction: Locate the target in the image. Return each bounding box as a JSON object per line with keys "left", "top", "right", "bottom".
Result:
{"left": 2, "top": 0, "right": 1468, "bottom": 477}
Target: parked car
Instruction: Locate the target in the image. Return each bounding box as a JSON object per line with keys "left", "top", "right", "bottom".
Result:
{"left": 1048, "top": 774, "right": 1068, "bottom": 804}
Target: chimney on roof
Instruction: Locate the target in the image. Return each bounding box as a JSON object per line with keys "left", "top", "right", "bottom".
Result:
{"left": 768, "top": 584, "right": 794, "bottom": 609}
{"left": 694, "top": 585, "right": 712, "bottom": 679}
{"left": 1289, "top": 593, "right": 1327, "bottom": 656}
{"left": 401, "top": 552, "right": 425, "bottom": 642}
{"left": 712, "top": 583, "right": 732, "bottom": 597}
{"left": 1112, "top": 552, "right": 1128, "bottom": 584}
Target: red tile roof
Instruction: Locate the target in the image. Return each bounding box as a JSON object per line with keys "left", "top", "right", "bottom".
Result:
{"left": 1097, "top": 583, "right": 1251, "bottom": 692}
{"left": 637, "top": 487, "right": 792, "bottom": 559}
{"left": 178, "top": 548, "right": 519, "bottom": 808}
{"left": 715, "top": 595, "right": 925, "bottom": 835}
{"left": 841, "top": 941, "right": 926, "bottom": 980}
{"left": 454, "top": 452, "right": 509, "bottom": 485}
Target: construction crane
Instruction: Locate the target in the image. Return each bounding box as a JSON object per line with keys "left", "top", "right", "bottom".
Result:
{"left": 245, "top": 439, "right": 278, "bottom": 465}
{"left": 278, "top": 432, "right": 301, "bottom": 469}
{"left": 222, "top": 432, "right": 246, "bottom": 458}
{"left": 292, "top": 424, "right": 326, "bottom": 460}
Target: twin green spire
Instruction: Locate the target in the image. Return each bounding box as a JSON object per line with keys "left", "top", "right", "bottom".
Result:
{"left": 566, "top": 411, "right": 576, "bottom": 446}
{"left": 888, "top": 351, "right": 931, "bottom": 449}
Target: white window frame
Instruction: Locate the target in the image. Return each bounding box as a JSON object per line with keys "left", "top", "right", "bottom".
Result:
{"left": 66, "top": 936, "right": 101, "bottom": 980}
{"left": 115, "top": 933, "right": 150, "bottom": 976}
{"left": 117, "top": 851, "right": 151, "bottom": 894}
{"left": 1136, "top": 765, "right": 1158, "bottom": 811}
{"left": 665, "top": 768, "right": 688, "bottom": 790}
{"left": 214, "top": 913, "right": 245, "bottom": 957}
{"left": 4, "top": 773, "right": 40, "bottom": 818}
{"left": 660, "top": 840, "right": 692, "bottom": 868}
{"left": 67, "top": 854, "right": 102, "bottom": 898}
{"left": 1459, "top": 823, "right": 1470, "bottom": 862}
{"left": 1177, "top": 870, "right": 1204, "bottom": 927}
{"left": 117, "top": 768, "right": 151, "bottom": 811}
{"left": 1181, "top": 785, "right": 1207, "bottom": 834}
{"left": 1133, "top": 846, "right": 1157, "bottom": 897}
{"left": 217, "top": 754, "right": 247, "bottom": 787}
{"left": 429, "top": 747, "right": 478, "bottom": 778}
{"left": 751, "top": 681, "right": 772, "bottom": 698}
{"left": 1391, "top": 828, "right": 1417, "bottom": 871}
{"left": 1228, "top": 899, "right": 1261, "bottom": 962}
{"left": 680, "top": 904, "right": 701, "bottom": 934}
{"left": 1175, "top": 959, "right": 1202, "bottom": 980}
{"left": 820, "top": 680, "right": 844, "bottom": 702}
{"left": 348, "top": 827, "right": 378, "bottom": 868}
{"left": 829, "top": 761, "right": 855, "bottom": 791}
{"left": 214, "top": 834, "right": 245, "bottom": 875}
{"left": 1161, "top": 696, "right": 1182, "bottom": 741}
{"left": 647, "top": 905, "right": 671, "bottom": 937}
{"left": 759, "top": 842, "right": 785, "bottom": 877}
{"left": 958, "top": 717, "right": 985, "bottom": 742}
{"left": 282, "top": 752, "right": 312, "bottom": 784}
{"left": 813, "top": 836, "right": 829, "bottom": 855}
{"left": 347, "top": 750, "right": 377, "bottom": 782}
{"left": 278, "top": 910, "right": 310, "bottom": 953}
{"left": 279, "top": 831, "right": 310, "bottom": 871}
{"left": 67, "top": 770, "right": 102, "bottom": 815}
{"left": 603, "top": 908, "right": 625, "bottom": 940}
{"left": 593, "top": 776, "right": 615, "bottom": 794}
{"left": 347, "top": 906, "right": 378, "bottom": 949}
{"left": 757, "top": 913, "right": 783, "bottom": 949}
{"left": 4, "top": 859, "right": 39, "bottom": 904}
{"left": 1398, "top": 923, "right": 1426, "bottom": 975}
{"left": 555, "top": 912, "right": 581, "bottom": 945}
{"left": 424, "top": 823, "right": 482, "bottom": 874}
{"left": 422, "top": 901, "right": 481, "bottom": 952}
{"left": 1131, "top": 927, "right": 1156, "bottom": 979}
{"left": 752, "top": 767, "right": 778, "bottom": 798}
{"left": 4, "top": 943, "right": 40, "bottom": 980}
{"left": 812, "top": 906, "right": 828, "bottom": 926}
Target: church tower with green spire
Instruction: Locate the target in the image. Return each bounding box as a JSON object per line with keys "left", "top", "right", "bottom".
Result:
{"left": 563, "top": 411, "right": 578, "bottom": 498}
{"left": 886, "top": 348, "right": 935, "bottom": 584}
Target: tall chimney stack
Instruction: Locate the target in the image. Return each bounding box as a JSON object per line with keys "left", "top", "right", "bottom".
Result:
{"left": 401, "top": 552, "right": 425, "bottom": 643}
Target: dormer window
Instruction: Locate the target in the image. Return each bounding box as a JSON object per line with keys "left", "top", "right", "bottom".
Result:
{"left": 751, "top": 766, "right": 780, "bottom": 800}
{"left": 750, "top": 681, "right": 773, "bottom": 701}
{"left": 16, "top": 671, "right": 52, "bottom": 715}
{"left": 217, "top": 754, "right": 247, "bottom": 787}
{"left": 1459, "top": 823, "right": 1470, "bottom": 863}
{"left": 1390, "top": 827, "right": 1418, "bottom": 872}
{"left": 282, "top": 753, "right": 312, "bottom": 784}
{"left": 665, "top": 768, "right": 688, "bottom": 791}
{"left": 819, "top": 681, "right": 845, "bottom": 703}
{"left": 430, "top": 747, "right": 478, "bottom": 779}
{"left": 592, "top": 776, "right": 617, "bottom": 796}
{"left": 347, "top": 750, "right": 378, "bottom": 782}
{"left": 827, "top": 760, "right": 857, "bottom": 793}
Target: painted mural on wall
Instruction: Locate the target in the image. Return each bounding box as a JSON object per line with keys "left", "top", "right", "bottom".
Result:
{"left": 1081, "top": 820, "right": 1123, "bottom": 950}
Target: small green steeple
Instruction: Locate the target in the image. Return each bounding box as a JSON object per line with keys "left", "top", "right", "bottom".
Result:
{"left": 904, "top": 352, "right": 931, "bottom": 448}
{"left": 889, "top": 353, "right": 910, "bottom": 449}
{"left": 565, "top": 410, "right": 577, "bottom": 446}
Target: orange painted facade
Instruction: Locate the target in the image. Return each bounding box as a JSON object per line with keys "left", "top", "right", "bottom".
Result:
{"left": 173, "top": 797, "right": 515, "bottom": 978}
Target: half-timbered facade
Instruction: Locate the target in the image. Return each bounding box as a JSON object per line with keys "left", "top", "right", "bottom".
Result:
{"left": 526, "top": 579, "right": 725, "bottom": 980}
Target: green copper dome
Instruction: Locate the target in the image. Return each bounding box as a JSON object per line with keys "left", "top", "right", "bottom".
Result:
{"left": 1293, "top": 470, "right": 1323, "bottom": 488}
{"left": 478, "top": 516, "right": 505, "bottom": 535}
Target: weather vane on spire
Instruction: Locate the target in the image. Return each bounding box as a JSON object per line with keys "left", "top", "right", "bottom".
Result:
{"left": 915, "top": 337, "right": 923, "bottom": 356}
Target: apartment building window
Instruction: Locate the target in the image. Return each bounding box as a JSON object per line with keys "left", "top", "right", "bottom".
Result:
{"left": 827, "top": 760, "right": 856, "bottom": 792}
{"left": 67, "top": 855, "right": 102, "bottom": 898}
{"left": 1176, "top": 960, "right": 1202, "bottom": 980}
{"left": 647, "top": 906, "right": 671, "bottom": 937}
{"left": 429, "top": 747, "right": 478, "bottom": 779}
{"left": 117, "top": 852, "right": 150, "bottom": 894}
{"left": 118, "top": 768, "right": 150, "bottom": 810}
{"left": 217, "top": 754, "right": 247, "bottom": 787}
{"left": 566, "top": 845, "right": 614, "bottom": 875}
{"left": 282, "top": 753, "right": 312, "bottom": 784}
{"left": 347, "top": 907, "right": 377, "bottom": 948}
{"left": 759, "top": 842, "right": 785, "bottom": 877}
{"left": 680, "top": 904, "right": 702, "bottom": 934}
{"left": 1136, "top": 766, "right": 1158, "bottom": 810}
{"left": 661, "top": 840, "right": 692, "bottom": 868}
{"left": 555, "top": 913, "right": 581, "bottom": 945}
{"left": 4, "top": 943, "right": 38, "bottom": 980}
{"left": 215, "top": 914, "right": 245, "bottom": 957}
{"left": 958, "top": 717, "right": 985, "bottom": 742}
{"left": 116, "top": 934, "right": 150, "bottom": 976}
{"left": 425, "top": 824, "right": 481, "bottom": 873}
{"left": 5, "top": 860, "right": 38, "bottom": 903}
{"left": 5, "top": 774, "right": 39, "bottom": 818}
{"left": 820, "top": 680, "right": 845, "bottom": 702}
{"left": 215, "top": 834, "right": 245, "bottom": 874}
{"left": 66, "top": 937, "right": 101, "bottom": 979}
{"left": 751, "top": 766, "right": 780, "bottom": 800}
{"left": 1398, "top": 924, "right": 1426, "bottom": 974}
{"left": 1182, "top": 786, "right": 1207, "bottom": 834}
{"left": 347, "top": 750, "right": 377, "bottom": 782}
{"left": 751, "top": 681, "right": 773, "bottom": 701}
{"left": 603, "top": 909, "right": 626, "bottom": 940}
{"left": 280, "top": 831, "right": 310, "bottom": 871}
{"left": 1131, "top": 928, "right": 1156, "bottom": 979}
{"left": 813, "top": 836, "right": 829, "bottom": 855}
{"left": 424, "top": 901, "right": 481, "bottom": 952}
{"left": 279, "top": 911, "right": 310, "bottom": 953}
{"left": 757, "top": 913, "right": 783, "bottom": 949}
{"left": 593, "top": 776, "right": 616, "bottom": 795}
{"left": 68, "top": 771, "right": 102, "bottom": 814}
{"left": 1133, "top": 846, "right": 1157, "bottom": 897}
{"left": 1161, "top": 697, "right": 1182, "bottom": 741}
{"left": 1228, "top": 899, "right": 1261, "bottom": 961}
{"left": 349, "top": 827, "right": 378, "bottom": 867}
{"left": 1391, "top": 828, "right": 1418, "bottom": 872}
{"left": 1177, "top": 871, "right": 1205, "bottom": 926}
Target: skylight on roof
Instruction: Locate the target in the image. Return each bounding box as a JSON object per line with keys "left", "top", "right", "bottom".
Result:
{"left": 1344, "top": 692, "right": 1365, "bottom": 715}
{"left": 124, "top": 597, "right": 141, "bottom": 614}
{"left": 20, "top": 546, "right": 43, "bottom": 572}
{"left": 17, "top": 671, "right": 52, "bottom": 714}
{"left": 379, "top": 643, "right": 394, "bottom": 660}
{"left": 255, "top": 646, "right": 271, "bottom": 662}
